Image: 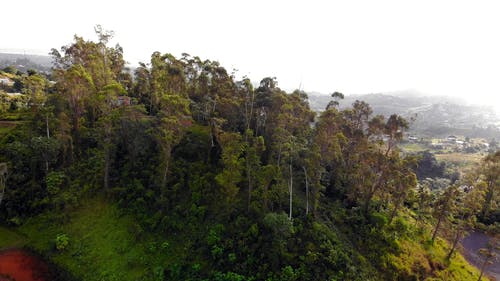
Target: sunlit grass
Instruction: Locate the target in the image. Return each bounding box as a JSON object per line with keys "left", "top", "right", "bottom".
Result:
{"left": 2, "top": 195, "right": 490, "bottom": 280}
{"left": 16, "top": 197, "right": 181, "bottom": 281}
{"left": 400, "top": 143, "right": 428, "bottom": 153}
{"left": 389, "top": 230, "right": 485, "bottom": 281}
{"left": 435, "top": 153, "right": 483, "bottom": 170}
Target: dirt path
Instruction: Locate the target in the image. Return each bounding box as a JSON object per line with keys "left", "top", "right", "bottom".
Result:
{"left": 0, "top": 249, "right": 50, "bottom": 281}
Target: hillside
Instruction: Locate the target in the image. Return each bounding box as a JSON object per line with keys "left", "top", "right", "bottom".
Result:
{"left": 0, "top": 32, "right": 498, "bottom": 281}
{"left": 308, "top": 91, "right": 500, "bottom": 138}
{"left": 0, "top": 52, "right": 53, "bottom": 73}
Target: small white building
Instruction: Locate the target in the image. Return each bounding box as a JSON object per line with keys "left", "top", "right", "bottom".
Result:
{"left": 408, "top": 135, "right": 419, "bottom": 141}
{"left": 446, "top": 135, "right": 457, "bottom": 142}
{"left": 0, "top": 78, "right": 13, "bottom": 86}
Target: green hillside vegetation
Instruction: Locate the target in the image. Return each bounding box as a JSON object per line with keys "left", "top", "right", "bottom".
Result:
{"left": 0, "top": 27, "right": 498, "bottom": 280}
{"left": 0, "top": 226, "right": 25, "bottom": 249}
{"left": 0, "top": 196, "right": 487, "bottom": 281}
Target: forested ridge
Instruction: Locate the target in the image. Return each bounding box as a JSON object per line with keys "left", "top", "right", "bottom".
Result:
{"left": 0, "top": 28, "right": 498, "bottom": 281}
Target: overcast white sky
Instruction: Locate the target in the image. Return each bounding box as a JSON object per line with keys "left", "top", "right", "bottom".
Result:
{"left": 2, "top": 0, "right": 500, "bottom": 110}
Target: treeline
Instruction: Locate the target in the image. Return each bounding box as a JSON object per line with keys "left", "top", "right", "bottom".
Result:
{"left": 0, "top": 28, "right": 498, "bottom": 280}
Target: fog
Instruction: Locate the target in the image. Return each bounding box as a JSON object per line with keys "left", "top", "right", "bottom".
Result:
{"left": 2, "top": 0, "right": 500, "bottom": 111}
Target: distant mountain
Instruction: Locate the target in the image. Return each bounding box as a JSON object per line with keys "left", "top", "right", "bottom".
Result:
{"left": 0, "top": 53, "right": 53, "bottom": 73}
{"left": 308, "top": 90, "right": 500, "bottom": 138}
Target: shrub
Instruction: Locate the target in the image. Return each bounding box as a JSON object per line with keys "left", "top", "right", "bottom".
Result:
{"left": 55, "top": 233, "right": 69, "bottom": 251}
{"left": 262, "top": 212, "right": 293, "bottom": 237}
{"left": 370, "top": 212, "right": 388, "bottom": 227}
{"left": 46, "top": 171, "right": 65, "bottom": 196}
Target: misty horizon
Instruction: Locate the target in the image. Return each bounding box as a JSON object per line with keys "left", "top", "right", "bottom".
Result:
{"left": 2, "top": 1, "right": 500, "bottom": 111}
{"left": 1, "top": 48, "right": 497, "bottom": 114}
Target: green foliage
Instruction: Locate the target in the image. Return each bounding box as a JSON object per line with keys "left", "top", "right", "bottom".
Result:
{"left": 2, "top": 66, "right": 17, "bottom": 74}
{"left": 0, "top": 226, "right": 26, "bottom": 249}
{"left": 46, "top": 171, "right": 65, "bottom": 195}
{"left": 215, "top": 132, "right": 244, "bottom": 205}
{"left": 55, "top": 233, "right": 69, "bottom": 250}
{"left": 0, "top": 29, "right": 489, "bottom": 281}
{"left": 262, "top": 212, "right": 293, "bottom": 237}
{"left": 213, "top": 271, "right": 248, "bottom": 281}
{"left": 207, "top": 224, "right": 225, "bottom": 246}
{"left": 414, "top": 150, "right": 446, "bottom": 179}
{"left": 370, "top": 212, "right": 389, "bottom": 228}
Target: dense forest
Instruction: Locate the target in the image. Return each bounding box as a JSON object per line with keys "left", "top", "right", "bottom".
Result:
{"left": 0, "top": 28, "right": 499, "bottom": 281}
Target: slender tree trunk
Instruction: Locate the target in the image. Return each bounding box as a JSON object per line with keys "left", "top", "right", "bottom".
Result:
{"left": 432, "top": 211, "right": 444, "bottom": 242}
{"left": 446, "top": 227, "right": 463, "bottom": 260}
{"left": 389, "top": 200, "right": 400, "bottom": 224}
{"left": 249, "top": 94, "right": 254, "bottom": 132}
{"left": 245, "top": 90, "right": 255, "bottom": 133}
{"left": 104, "top": 128, "right": 112, "bottom": 190}
{"left": 389, "top": 190, "right": 404, "bottom": 224}
{"left": 289, "top": 158, "right": 293, "bottom": 220}
{"left": 161, "top": 151, "right": 170, "bottom": 188}
{"left": 72, "top": 116, "right": 80, "bottom": 148}
{"left": 246, "top": 156, "right": 252, "bottom": 212}
{"left": 477, "top": 258, "right": 489, "bottom": 281}
{"left": 385, "top": 139, "right": 394, "bottom": 157}
{"left": 103, "top": 119, "right": 112, "bottom": 190}
{"left": 364, "top": 170, "right": 384, "bottom": 215}
{"left": 303, "top": 166, "right": 309, "bottom": 216}
{"left": 43, "top": 113, "right": 50, "bottom": 173}
{"left": 415, "top": 196, "right": 427, "bottom": 227}
{"left": 104, "top": 146, "right": 110, "bottom": 190}
{"left": 46, "top": 113, "right": 50, "bottom": 138}
{"left": 209, "top": 121, "right": 215, "bottom": 147}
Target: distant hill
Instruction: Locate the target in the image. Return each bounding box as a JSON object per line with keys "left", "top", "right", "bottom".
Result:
{"left": 0, "top": 53, "right": 52, "bottom": 73}
{"left": 308, "top": 91, "right": 500, "bottom": 139}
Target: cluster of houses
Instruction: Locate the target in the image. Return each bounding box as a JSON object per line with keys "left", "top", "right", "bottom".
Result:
{"left": 406, "top": 133, "right": 491, "bottom": 153}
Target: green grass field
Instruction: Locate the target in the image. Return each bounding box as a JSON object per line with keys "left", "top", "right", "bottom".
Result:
{"left": 435, "top": 152, "right": 484, "bottom": 174}
{"left": 434, "top": 153, "right": 483, "bottom": 164}
{"left": 400, "top": 142, "right": 429, "bottom": 153}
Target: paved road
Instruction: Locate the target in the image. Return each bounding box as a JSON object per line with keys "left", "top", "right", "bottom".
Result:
{"left": 461, "top": 231, "right": 500, "bottom": 280}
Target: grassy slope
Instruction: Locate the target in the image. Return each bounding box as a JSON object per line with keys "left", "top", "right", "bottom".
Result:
{"left": 390, "top": 236, "right": 486, "bottom": 280}
{"left": 0, "top": 226, "right": 26, "bottom": 249}
{"left": 386, "top": 213, "right": 487, "bottom": 280}
{"left": 12, "top": 198, "right": 180, "bottom": 281}
{"left": 0, "top": 197, "right": 489, "bottom": 281}
{"left": 400, "top": 142, "right": 429, "bottom": 153}
{"left": 435, "top": 152, "right": 483, "bottom": 165}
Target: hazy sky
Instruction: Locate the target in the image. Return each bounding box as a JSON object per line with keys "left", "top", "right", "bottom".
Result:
{"left": 2, "top": 0, "right": 500, "bottom": 109}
